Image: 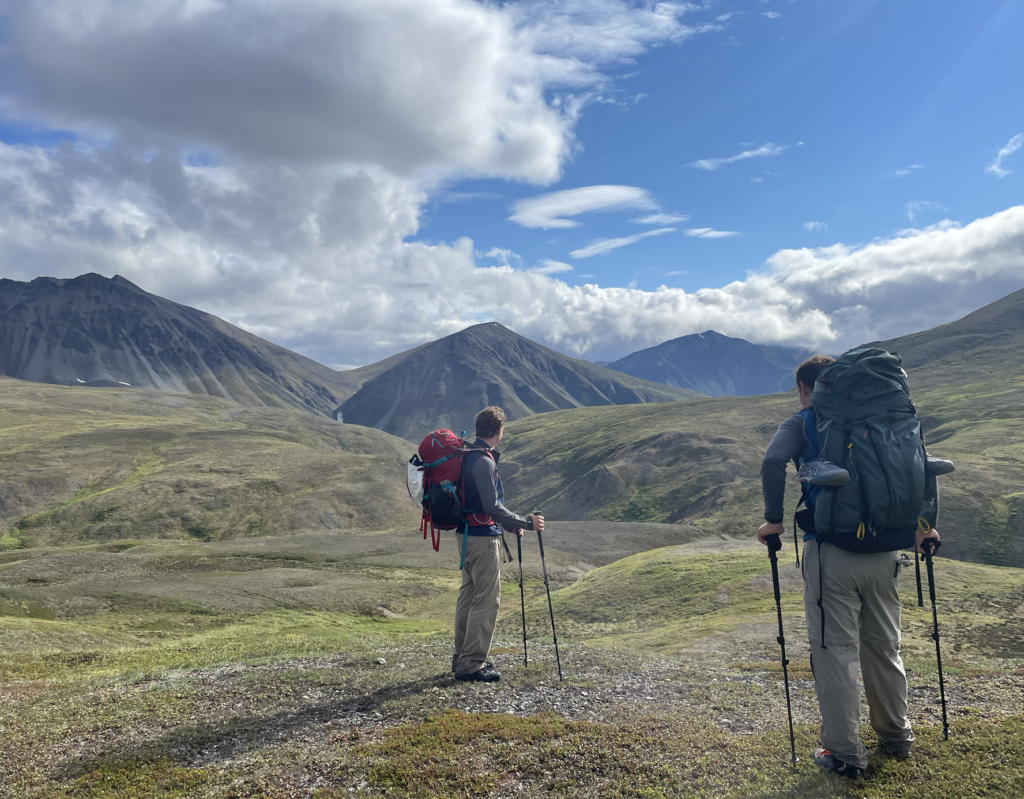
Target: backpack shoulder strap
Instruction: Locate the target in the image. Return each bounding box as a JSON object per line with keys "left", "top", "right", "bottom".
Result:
{"left": 798, "top": 408, "right": 820, "bottom": 461}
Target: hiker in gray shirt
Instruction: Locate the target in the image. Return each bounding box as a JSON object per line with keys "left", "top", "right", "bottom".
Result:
{"left": 758, "top": 354, "right": 940, "bottom": 778}
{"left": 452, "top": 406, "right": 543, "bottom": 683}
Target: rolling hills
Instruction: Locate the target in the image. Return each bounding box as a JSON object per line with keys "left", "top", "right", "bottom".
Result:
{"left": 337, "top": 321, "right": 700, "bottom": 440}
{"left": 605, "top": 329, "right": 814, "bottom": 396}
{"left": 0, "top": 377, "right": 419, "bottom": 550}
{"left": 501, "top": 286, "right": 1024, "bottom": 568}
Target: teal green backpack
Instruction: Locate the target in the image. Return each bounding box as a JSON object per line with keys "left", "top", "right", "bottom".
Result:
{"left": 811, "top": 348, "right": 926, "bottom": 552}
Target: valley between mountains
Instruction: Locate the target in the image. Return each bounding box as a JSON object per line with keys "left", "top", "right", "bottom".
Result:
{"left": 1, "top": 278, "right": 1024, "bottom": 797}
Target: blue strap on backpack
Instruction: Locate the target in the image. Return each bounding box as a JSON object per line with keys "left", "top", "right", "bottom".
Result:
{"left": 459, "top": 519, "right": 470, "bottom": 570}
{"left": 797, "top": 407, "right": 822, "bottom": 508}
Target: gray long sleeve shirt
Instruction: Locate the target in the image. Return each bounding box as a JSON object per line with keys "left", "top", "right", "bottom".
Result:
{"left": 465, "top": 443, "right": 533, "bottom": 535}
{"left": 760, "top": 413, "right": 808, "bottom": 524}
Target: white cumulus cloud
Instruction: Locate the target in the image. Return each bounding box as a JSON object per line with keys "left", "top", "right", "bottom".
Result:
{"left": 986, "top": 133, "right": 1024, "bottom": 178}
{"left": 509, "top": 185, "right": 656, "bottom": 229}
{"left": 0, "top": 1, "right": 1022, "bottom": 369}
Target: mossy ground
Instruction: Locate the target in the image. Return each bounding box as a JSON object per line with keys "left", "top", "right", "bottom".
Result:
{"left": 2, "top": 533, "right": 1022, "bottom": 798}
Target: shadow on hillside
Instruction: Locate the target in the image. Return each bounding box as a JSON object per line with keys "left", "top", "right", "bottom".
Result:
{"left": 53, "top": 671, "right": 455, "bottom": 780}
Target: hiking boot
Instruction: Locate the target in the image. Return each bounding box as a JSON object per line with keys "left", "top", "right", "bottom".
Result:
{"left": 451, "top": 660, "right": 494, "bottom": 675}
{"left": 798, "top": 459, "right": 851, "bottom": 487}
{"left": 454, "top": 666, "right": 501, "bottom": 683}
{"left": 926, "top": 455, "right": 955, "bottom": 476}
{"left": 875, "top": 742, "right": 912, "bottom": 761}
{"left": 813, "top": 748, "right": 863, "bottom": 779}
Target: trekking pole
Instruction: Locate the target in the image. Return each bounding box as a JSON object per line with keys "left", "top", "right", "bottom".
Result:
{"left": 922, "top": 537, "right": 949, "bottom": 740}
{"left": 536, "top": 521, "right": 563, "bottom": 682}
{"left": 915, "top": 551, "right": 924, "bottom": 607}
{"left": 517, "top": 530, "right": 528, "bottom": 666}
{"left": 767, "top": 534, "right": 798, "bottom": 765}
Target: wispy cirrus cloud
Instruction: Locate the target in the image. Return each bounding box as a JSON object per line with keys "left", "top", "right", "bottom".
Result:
{"left": 905, "top": 200, "right": 945, "bottom": 222}
{"left": 484, "top": 247, "right": 522, "bottom": 266}
{"left": 531, "top": 259, "right": 573, "bottom": 274}
{"left": 891, "top": 164, "right": 924, "bottom": 178}
{"left": 763, "top": 11, "right": 780, "bottom": 19}
{"left": 569, "top": 227, "right": 676, "bottom": 258}
{"left": 804, "top": 221, "right": 828, "bottom": 231}
{"left": 509, "top": 185, "right": 655, "bottom": 229}
{"left": 986, "top": 133, "right": 1024, "bottom": 178}
{"left": 685, "top": 227, "right": 739, "bottom": 239}
{"left": 688, "top": 142, "right": 788, "bottom": 171}
{"left": 632, "top": 212, "right": 689, "bottom": 224}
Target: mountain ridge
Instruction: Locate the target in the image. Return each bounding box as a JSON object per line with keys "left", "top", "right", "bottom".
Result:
{"left": 338, "top": 321, "right": 702, "bottom": 440}
{"left": 604, "top": 329, "right": 815, "bottom": 396}
{"left": 0, "top": 273, "right": 364, "bottom": 416}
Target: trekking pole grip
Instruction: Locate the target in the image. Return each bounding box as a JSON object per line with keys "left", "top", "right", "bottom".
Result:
{"left": 766, "top": 533, "right": 782, "bottom": 555}
{"left": 921, "top": 537, "right": 941, "bottom": 557}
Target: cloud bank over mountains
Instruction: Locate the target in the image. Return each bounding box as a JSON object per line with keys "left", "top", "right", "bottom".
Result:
{"left": 0, "top": 0, "right": 1022, "bottom": 367}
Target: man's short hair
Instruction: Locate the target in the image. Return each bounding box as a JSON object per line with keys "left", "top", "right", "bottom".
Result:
{"left": 795, "top": 355, "right": 835, "bottom": 390}
{"left": 475, "top": 406, "right": 507, "bottom": 439}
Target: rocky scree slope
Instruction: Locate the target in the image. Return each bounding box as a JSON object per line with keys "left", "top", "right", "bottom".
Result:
{"left": 337, "top": 322, "right": 701, "bottom": 440}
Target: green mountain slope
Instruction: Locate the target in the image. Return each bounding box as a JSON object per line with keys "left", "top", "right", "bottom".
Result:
{"left": 502, "top": 288, "right": 1024, "bottom": 567}
{"left": 500, "top": 394, "right": 796, "bottom": 538}
{"left": 338, "top": 322, "right": 701, "bottom": 440}
{"left": 0, "top": 377, "right": 419, "bottom": 549}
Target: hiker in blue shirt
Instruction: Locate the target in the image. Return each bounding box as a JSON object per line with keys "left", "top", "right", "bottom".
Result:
{"left": 452, "top": 406, "right": 543, "bottom": 683}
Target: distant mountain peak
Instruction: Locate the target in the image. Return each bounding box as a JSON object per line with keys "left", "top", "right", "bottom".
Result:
{"left": 338, "top": 323, "right": 699, "bottom": 439}
{"left": 605, "top": 330, "right": 813, "bottom": 397}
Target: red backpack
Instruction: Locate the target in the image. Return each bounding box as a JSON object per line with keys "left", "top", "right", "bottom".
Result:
{"left": 408, "top": 429, "right": 494, "bottom": 551}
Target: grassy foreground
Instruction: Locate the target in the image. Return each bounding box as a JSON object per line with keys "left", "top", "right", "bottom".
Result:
{"left": 2, "top": 531, "right": 1022, "bottom": 798}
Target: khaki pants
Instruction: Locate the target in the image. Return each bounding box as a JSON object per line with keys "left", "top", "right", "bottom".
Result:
{"left": 802, "top": 538, "right": 914, "bottom": 769}
{"left": 452, "top": 534, "right": 502, "bottom": 675}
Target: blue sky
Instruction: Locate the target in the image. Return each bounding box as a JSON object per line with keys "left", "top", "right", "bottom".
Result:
{"left": 0, "top": 0, "right": 1022, "bottom": 366}
{"left": 417, "top": 0, "right": 1024, "bottom": 296}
